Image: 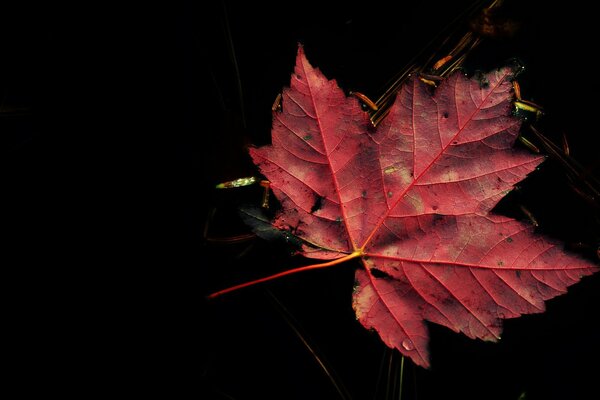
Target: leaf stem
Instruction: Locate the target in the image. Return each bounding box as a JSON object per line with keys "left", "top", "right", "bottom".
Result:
{"left": 208, "top": 250, "right": 362, "bottom": 299}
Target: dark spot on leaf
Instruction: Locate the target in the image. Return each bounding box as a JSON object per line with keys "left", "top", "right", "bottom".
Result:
{"left": 387, "top": 191, "right": 393, "bottom": 198}
{"left": 291, "top": 221, "right": 301, "bottom": 234}
{"left": 310, "top": 196, "right": 323, "bottom": 213}
{"left": 516, "top": 270, "right": 521, "bottom": 278}
{"left": 362, "top": 190, "right": 367, "bottom": 198}
{"left": 506, "top": 237, "right": 513, "bottom": 243}
{"left": 432, "top": 213, "right": 444, "bottom": 225}
{"left": 441, "top": 297, "right": 454, "bottom": 306}
{"left": 475, "top": 72, "right": 489, "bottom": 88}
{"left": 335, "top": 217, "right": 342, "bottom": 224}
{"left": 497, "top": 260, "right": 504, "bottom": 266}
{"left": 443, "top": 112, "right": 449, "bottom": 118}
{"left": 432, "top": 205, "right": 438, "bottom": 211}
{"left": 303, "top": 134, "right": 312, "bottom": 141}
{"left": 371, "top": 268, "right": 391, "bottom": 279}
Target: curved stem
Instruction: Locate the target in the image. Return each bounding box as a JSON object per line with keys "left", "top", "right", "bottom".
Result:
{"left": 208, "top": 251, "right": 361, "bottom": 299}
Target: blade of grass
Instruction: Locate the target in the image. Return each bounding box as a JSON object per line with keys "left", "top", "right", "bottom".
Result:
{"left": 529, "top": 126, "right": 600, "bottom": 203}
{"left": 220, "top": 1, "right": 246, "bottom": 128}
{"left": 371, "top": 0, "right": 495, "bottom": 125}
{"left": 266, "top": 290, "right": 353, "bottom": 400}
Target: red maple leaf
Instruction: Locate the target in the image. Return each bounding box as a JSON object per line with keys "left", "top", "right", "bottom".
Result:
{"left": 212, "top": 45, "right": 598, "bottom": 368}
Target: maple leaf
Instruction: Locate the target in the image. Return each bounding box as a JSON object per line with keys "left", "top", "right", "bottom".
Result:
{"left": 216, "top": 45, "right": 598, "bottom": 368}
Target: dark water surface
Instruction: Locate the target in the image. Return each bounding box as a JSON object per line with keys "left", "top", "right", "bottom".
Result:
{"left": 5, "top": 1, "right": 598, "bottom": 399}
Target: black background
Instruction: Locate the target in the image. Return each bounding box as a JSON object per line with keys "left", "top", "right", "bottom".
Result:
{"left": 4, "top": 1, "right": 599, "bottom": 399}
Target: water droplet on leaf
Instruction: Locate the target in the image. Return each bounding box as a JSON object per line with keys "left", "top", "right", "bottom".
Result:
{"left": 401, "top": 339, "right": 414, "bottom": 351}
